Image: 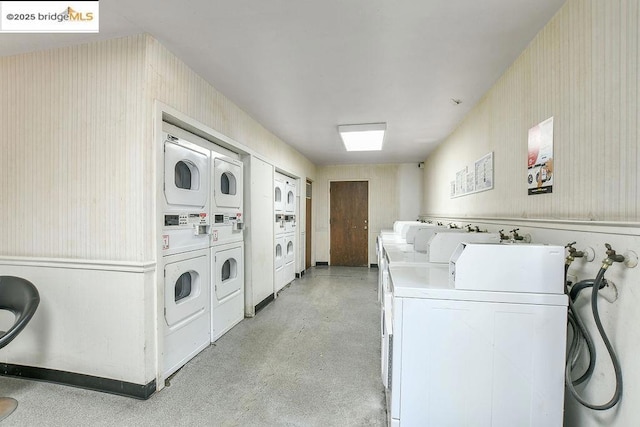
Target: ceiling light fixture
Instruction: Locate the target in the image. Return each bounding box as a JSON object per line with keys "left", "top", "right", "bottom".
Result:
{"left": 338, "top": 123, "right": 386, "bottom": 152}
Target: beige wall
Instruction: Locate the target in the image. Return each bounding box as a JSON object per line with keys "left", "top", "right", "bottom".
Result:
{"left": 422, "top": 0, "right": 639, "bottom": 222}
{"left": 0, "top": 36, "right": 148, "bottom": 261}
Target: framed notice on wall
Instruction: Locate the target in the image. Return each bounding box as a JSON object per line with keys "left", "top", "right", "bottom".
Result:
{"left": 450, "top": 152, "right": 494, "bottom": 198}
{"left": 474, "top": 152, "right": 493, "bottom": 192}
{"left": 527, "top": 117, "right": 554, "bottom": 195}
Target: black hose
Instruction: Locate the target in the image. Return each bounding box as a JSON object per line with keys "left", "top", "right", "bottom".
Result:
{"left": 565, "top": 267, "right": 623, "bottom": 410}
{"left": 565, "top": 281, "right": 596, "bottom": 385}
{"left": 569, "top": 278, "right": 607, "bottom": 302}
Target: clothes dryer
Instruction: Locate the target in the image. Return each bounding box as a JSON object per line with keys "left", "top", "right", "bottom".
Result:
{"left": 274, "top": 176, "right": 285, "bottom": 213}
{"left": 284, "top": 180, "right": 296, "bottom": 214}
{"left": 163, "top": 248, "right": 211, "bottom": 379}
{"left": 210, "top": 241, "right": 244, "bottom": 342}
{"left": 163, "top": 133, "right": 210, "bottom": 211}
{"left": 162, "top": 133, "right": 211, "bottom": 255}
{"left": 210, "top": 150, "right": 243, "bottom": 246}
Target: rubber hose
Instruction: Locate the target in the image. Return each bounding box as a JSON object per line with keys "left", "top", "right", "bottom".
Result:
{"left": 566, "top": 285, "right": 596, "bottom": 385}
{"left": 565, "top": 268, "right": 623, "bottom": 410}
{"left": 570, "top": 279, "right": 606, "bottom": 302}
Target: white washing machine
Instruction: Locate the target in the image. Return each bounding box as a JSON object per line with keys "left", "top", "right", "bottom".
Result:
{"left": 162, "top": 133, "right": 211, "bottom": 255}
{"left": 210, "top": 148, "right": 244, "bottom": 246}
{"left": 163, "top": 248, "right": 211, "bottom": 379}
{"left": 274, "top": 236, "right": 286, "bottom": 293}
{"left": 210, "top": 241, "right": 244, "bottom": 342}
{"left": 385, "top": 244, "right": 568, "bottom": 427}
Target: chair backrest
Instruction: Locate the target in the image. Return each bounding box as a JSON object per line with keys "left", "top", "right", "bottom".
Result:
{"left": 0, "top": 276, "right": 40, "bottom": 349}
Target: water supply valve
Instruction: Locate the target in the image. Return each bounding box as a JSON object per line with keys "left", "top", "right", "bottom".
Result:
{"left": 510, "top": 228, "right": 532, "bottom": 243}
{"left": 511, "top": 228, "right": 524, "bottom": 241}
{"left": 565, "top": 242, "right": 585, "bottom": 264}
{"left": 498, "top": 229, "right": 509, "bottom": 242}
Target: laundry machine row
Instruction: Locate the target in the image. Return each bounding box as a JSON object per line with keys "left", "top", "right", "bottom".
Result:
{"left": 274, "top": 172, "right": 297, "bottom": 295}
{"left": 161, "top": 129, "right": 245, "bottom": 379}
{"left": 274, "top": 172, "right": 296, "bottom": 214}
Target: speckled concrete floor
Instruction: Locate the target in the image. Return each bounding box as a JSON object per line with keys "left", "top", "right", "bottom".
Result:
{"left": 0, "top": 266, "right": 386, "bottom": 426}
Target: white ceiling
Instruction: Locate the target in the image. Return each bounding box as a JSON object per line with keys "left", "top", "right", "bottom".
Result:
{"left": 0, "top": 0, "right": 566, "bottom": 165}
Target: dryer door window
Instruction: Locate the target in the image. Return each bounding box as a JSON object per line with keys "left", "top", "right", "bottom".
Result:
{"left": 164, "top": 254, "right": 209, "bottom": 329}
{"left": 274, "top": 179, "right": 285, "bottom": 212}
{"left": 164, "top": 140, "right": 209, "bottom": 209}
{"left": 285, "top": 183, "right": 295, "bottom": 213}
{"left": 214, "top": 158, "right": 243, "bottom": 209}
{"left": 221, "top": 258, "right": 237, "bottom": 282}
{"left": 214, "top": 247, "right": 244, "bottom": 301}
{"left": 285, "top": 239, "right": 295, "bottom": 264}
{"left": 174, "top": 272, "right": 192, "bottom": 302}
{"left": 220, "top": 172, "right": 237, "bottom": 196}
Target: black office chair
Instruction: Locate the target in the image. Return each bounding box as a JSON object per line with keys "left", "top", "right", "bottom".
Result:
{"left": 0, "top": 276, "right": 40, "bottom": 421}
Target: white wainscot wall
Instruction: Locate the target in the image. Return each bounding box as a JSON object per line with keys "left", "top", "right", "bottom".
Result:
{"left": 0, "top": 259, "right": 155, "bottom": 386}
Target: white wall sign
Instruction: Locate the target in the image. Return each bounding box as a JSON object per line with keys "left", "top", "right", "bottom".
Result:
{"left": 527, "top": 116, "right": 554, "bottom": 195}
{"left": 450, "top": 152, "right": 494, "bottom": 198}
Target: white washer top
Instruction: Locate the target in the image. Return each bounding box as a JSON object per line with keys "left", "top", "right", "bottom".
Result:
{"left": 389, "top": 264, "right": 567, "bottom": 306}
{"left": 379, "top": 232, "right": 405, "bottom": 245}
{"left": 384, "top": 245, "right": 437, "bottom": 265}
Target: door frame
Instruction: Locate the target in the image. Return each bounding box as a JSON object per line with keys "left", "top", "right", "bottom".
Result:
{"left": 327, "top": 179, "right": 370, "bottom": 267}
{"left": 305, "top": 179, "right": 313, "bottom": 270}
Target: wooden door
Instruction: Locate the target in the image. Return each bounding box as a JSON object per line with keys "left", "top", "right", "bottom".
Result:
{"left": 305, "top": 181, "right": 312, "bottom": 269}
{"left": 330, "top": 181, "right": 368, "bottom": 266}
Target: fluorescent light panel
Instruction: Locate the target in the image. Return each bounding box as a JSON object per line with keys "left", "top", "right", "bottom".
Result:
{"left": 338, "top": 123, "right": 386, "bottom": 151}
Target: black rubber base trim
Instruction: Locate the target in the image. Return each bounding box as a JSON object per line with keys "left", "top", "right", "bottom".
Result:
{"left": 316, "top": 262, "right": 329, "bottom": 266}
{"left": 0, "top": 363, "right": 156, "bottom": 400}
{"left": 370, "top": 263, "right": 378, "bottom": 268}
{"left": 255, "top": 293, "right": 275, "bottom": 313}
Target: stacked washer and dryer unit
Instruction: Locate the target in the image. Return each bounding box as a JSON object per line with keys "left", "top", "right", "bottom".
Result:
{"left": 162, "top": 132, "right": 213, "bottom": 379}
{"left": 161, "top": 129, "right": 245, "bottom": 379}
{"left": 209, "top": 146, "right": 245, "bottom": 342}
{"left": 274, "top": 172, "right": 296, "bottom": 293}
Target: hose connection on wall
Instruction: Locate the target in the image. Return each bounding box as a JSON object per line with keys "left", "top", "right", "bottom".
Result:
{"left": 564, "top": 243, "right": 624, "bottom": 410}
